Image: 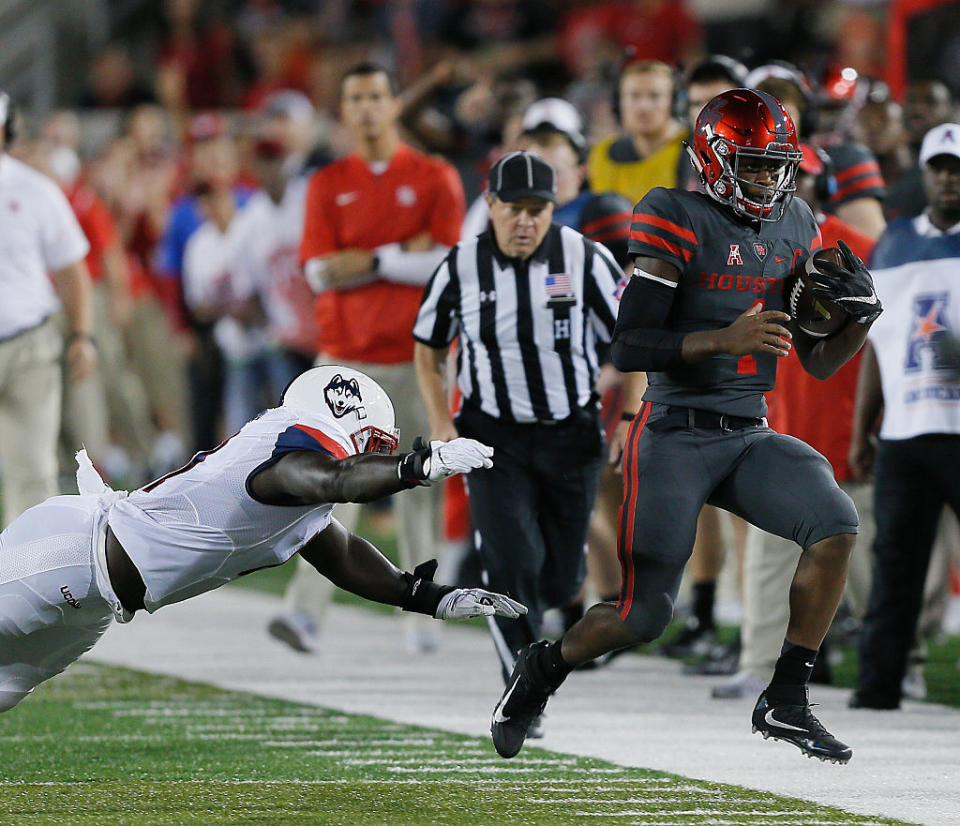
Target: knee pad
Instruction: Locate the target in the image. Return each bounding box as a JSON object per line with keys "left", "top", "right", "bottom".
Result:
{"left": 622, "top": 590, "right": 675, "bottom": 643}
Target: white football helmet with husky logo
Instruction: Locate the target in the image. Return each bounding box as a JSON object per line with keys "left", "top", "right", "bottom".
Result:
{"left": 280, "top": 365, "right": 400, "bottom": 455}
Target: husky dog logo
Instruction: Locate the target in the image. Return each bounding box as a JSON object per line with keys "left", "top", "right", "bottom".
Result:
{"left": 323, "top": 373, "right": 365, "bottom": 419}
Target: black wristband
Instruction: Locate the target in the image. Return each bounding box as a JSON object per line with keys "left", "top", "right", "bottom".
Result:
{"left": 400, "top": 559, "right": 454, "bottom": 616}
{"left": 396, "top": 437, "right": 431, "bottom": 488}
{"left": 621, "top": 411, "right": 637, "bottom": 423}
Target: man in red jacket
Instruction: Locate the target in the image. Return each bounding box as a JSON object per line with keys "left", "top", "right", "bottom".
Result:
{"left": 268, "top": 62, "right": 467, "bottom": 654}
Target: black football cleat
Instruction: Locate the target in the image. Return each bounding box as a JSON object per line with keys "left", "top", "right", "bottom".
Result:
{"left": 752, "top": 690, "right": 852, "bottom": 764}
{"left": 491, "top": 642, "right": 555, "bottom": 758}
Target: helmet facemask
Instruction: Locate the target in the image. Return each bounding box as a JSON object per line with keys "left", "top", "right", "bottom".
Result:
{"left": 689, "top": 89, "right": 803, "bottom": 223}
{"left": 725, "top": 142, "right": 800, "bottom": 221}
{"left": 351, "top": 423, "right": 400, "bottom": 456}
{"left": 704, "top": 133, "right": 800, "bottom": 221}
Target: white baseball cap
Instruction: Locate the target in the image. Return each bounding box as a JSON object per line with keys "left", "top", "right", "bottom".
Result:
{"left": 920, "top": 122, "right": 960, "bottom": 165}
{"left": 522, "top": 97, "right": 585, "bottom": 152}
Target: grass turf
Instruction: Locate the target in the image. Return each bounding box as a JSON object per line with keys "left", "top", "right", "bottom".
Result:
{"left": 0, "top": 663, "right": 915, "bottom": 826}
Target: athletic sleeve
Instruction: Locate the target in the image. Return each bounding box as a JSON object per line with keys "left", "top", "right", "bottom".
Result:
{"left": 826, "top": 143, "right": 885, "bottom": 209}
{"left": 628, "top": 187, "right": 699, "bottom": 271}
{"left": 300, "top": 168, "right": 338, "bottom": 264}
{"left": 413, "top": 251, "right": 461, "bottom": 347}
{"left": 427, "top": 160, "right": 467, "bottom": 247}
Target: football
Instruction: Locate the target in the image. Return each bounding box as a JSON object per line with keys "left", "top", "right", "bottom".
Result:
{"left": 785, "top": 247, "right": 848, "bottom": 338}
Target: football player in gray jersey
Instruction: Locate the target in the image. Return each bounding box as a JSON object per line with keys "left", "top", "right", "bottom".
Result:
{"left": 490, "top": 89, "right": 882, "bottom": 764}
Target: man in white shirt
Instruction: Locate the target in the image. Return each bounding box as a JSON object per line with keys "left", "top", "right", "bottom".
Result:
{"left": 0, "top": 365, "right": 521, "bottom": 716}
{"left": 0, "top": 93, "right": 96, "bottom": 525}
{"left": 849, "top": 123, "right": 960, "bottom": 709}
{"left": 182, "top": 176, "right": 268, "bottom": 437}
{"left": 234, "top": 133, "right": 316, "bottom": 393}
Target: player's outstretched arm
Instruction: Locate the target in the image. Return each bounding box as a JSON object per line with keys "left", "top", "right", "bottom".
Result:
{"left": 299, "top": 520, "right": 526, "bottom": 620}
{"left": 248, "top": 437, "right": 493, "bottom": 506}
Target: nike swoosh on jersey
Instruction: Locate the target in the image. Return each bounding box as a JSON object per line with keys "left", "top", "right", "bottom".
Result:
{"left": 492, "top": 677, "right": 520, "bottom": 724}
{"left": 335, "top": 192, "right": 359, "bottom": 206}
{"left": 765, "top": 708, "right": 809, "bottom": 733}
{"left": 774, "top": 256, "right": 788, "bottom": 263}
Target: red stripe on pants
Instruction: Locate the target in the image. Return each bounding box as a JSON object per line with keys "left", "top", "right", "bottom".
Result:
{"left": 617, "top": 402, "right": 650, "bottom": 620}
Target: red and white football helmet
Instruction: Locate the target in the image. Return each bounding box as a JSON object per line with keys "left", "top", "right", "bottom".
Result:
{"left": 686, "top": 88, "right": 803, "bottom": 222}
{"left": 281, "top": 365, "right": 400, "bottom": 455}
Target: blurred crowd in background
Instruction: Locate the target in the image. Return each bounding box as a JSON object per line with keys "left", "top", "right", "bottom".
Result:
{"left": 2, "top": 0, "right": 960, "bottom": 693}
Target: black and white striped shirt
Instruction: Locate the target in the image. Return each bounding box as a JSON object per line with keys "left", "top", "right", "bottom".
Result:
{"left": 414, "top": 224, "right": 623, "bottom": 423}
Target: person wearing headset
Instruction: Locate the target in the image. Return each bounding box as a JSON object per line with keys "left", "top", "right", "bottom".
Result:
{"left": 587, "top": 60, "right": 689, "bottom": 207}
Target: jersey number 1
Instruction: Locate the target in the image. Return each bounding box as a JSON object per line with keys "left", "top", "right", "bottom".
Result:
{"left": 737, "top": 355, "right": 757, "bottom": 374}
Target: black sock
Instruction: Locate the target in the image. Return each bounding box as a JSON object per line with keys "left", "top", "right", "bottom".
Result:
{"left": 768, "top": 641, "right": 818, "bottom": 704}
{"left": 561, "top": 601, "right": 584, "bottom": 633}
{"left": 532, "top": 639, "right": 573, "bottom": 688}
{"left": 692, "top": 581, "right": 716, "bottom": 630}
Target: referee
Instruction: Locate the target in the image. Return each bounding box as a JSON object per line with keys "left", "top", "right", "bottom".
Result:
{"left": 414, "top": 151, "right": 623, "bottom": 714}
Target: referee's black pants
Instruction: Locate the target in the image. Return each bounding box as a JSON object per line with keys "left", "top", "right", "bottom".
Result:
{"left": 456, "top": 404, "right": 603, "bottom": 682}
{"left": 855, "top": 435, "right": 960, "bottom": 708}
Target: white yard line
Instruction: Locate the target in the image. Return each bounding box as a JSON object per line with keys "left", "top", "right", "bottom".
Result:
{"left": 86, "top": 587, "right": 958, "bottom": 826}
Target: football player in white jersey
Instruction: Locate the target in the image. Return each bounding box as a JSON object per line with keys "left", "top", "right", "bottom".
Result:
{"left": 0, "top": 365, "right": 524, "bottom": 715}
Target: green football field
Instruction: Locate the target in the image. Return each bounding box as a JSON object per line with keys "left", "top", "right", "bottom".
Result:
{"left": 0, "top": 663, "right": 915, "bottom": 826}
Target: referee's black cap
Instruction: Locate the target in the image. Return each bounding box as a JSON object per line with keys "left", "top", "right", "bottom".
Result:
{"left": 488, "top": 151, "right": 557, "bottom": 203}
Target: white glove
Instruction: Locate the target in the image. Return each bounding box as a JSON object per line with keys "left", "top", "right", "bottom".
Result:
{"left": 435, "top": 588, "right": 528, "bottom": 620}
{"left": 423, "top": 437, "right": 494, "bottom": 482}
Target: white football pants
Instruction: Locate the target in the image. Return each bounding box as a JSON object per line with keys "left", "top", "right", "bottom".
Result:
{"left": 0, "top": 494, "right": 116, "bottom": 712}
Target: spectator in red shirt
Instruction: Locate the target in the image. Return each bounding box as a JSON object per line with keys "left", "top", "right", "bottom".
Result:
{"left": 561, "top": 0, "right": 703, "bottom": 75}
{"left": 267, "top": 62, "right": 466, "bottom": 655}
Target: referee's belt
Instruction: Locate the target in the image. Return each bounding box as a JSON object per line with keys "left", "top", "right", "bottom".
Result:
{"left": 664, "top": 406, "right": 767, "bottom": 432}
{"left": 462, "top": 398, "right": 597, "bottom": 427}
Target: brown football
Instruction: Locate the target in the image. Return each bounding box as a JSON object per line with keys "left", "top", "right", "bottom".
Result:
{"left": 786, "top": 247, "right": 848, "bottom": 338}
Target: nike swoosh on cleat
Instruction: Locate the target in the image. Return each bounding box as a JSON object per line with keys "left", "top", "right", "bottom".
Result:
{"left": 764, "top": 709, "right": 809, "bottom": 733}
{"left": 805, "top": 661, "right": 815, "bottom": 667}
{"left": 492, "top": 678, "right": 520, "bottom": 724}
